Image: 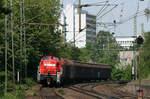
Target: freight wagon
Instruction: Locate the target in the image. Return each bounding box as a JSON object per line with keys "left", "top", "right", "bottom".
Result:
{"left": 37, "top": 55, "right": 111, "bottom": 86}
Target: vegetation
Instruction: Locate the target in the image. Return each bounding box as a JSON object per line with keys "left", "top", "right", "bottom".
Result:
{"left": 110, "top": 31, "right": 150, "bottom": 80}
{"left": 0, "top": 0, "right": 11, "bottom": 14}
{"left": 86, "top": 31, "right": 133, "bottom": 81}
{"left": 0, "top": 0, "right": 92, "bottom": 97}
{"left": 1, "top": 0, "right": 149, "bottom": 97}
{"left": 87, "top": 31, "right": 120, "bottom": 66}
{"left": 0, "top": 0, "right": 63, "bottom": 97}
{"left": 58, "top": 89, "right": 65, "bottom": 95}
{"left": 111, "top": 65, "right": 132, "bottom": 80}
{"left": 141, "top": 32, "right": 150, "bottom": 78}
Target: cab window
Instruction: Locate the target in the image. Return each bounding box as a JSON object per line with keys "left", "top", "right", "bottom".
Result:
{"left": 43, "top": 56, "right": 51, "bottom": 60}
{"left": 52, "top": 56, "right": 59, "bottom": 61}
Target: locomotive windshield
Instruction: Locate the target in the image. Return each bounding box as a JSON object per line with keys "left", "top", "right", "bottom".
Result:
{"left": 52, "top": 56, "right": 59, "bottom": 61}
{"left": 43, "top": 56, "right": 51, "bottom": 60}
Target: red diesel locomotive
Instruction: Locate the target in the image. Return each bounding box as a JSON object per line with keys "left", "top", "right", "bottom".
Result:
{"left": 37, "top": 55, "right": 111, "bottom": 85}
{"left": 37, "top": 55, "right": 63, "bottom": 85}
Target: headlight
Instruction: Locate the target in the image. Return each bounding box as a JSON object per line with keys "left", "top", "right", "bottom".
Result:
{"left": 44, "top": 64, "right": 56, "bottom": 66}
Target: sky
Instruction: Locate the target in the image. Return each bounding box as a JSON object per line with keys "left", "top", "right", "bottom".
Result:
{"left": 61, "top": 0, "right": 150, "bottom": 36}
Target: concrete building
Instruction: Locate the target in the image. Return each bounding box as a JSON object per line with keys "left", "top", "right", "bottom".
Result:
{"left": 118, "top": 51, "right": 134, "bottom": 68}
{"left": 115, "top": 36, "right": 136, "bottom": 49}
{"left": 60, "top": 4, "right": 96, "bottom": 48}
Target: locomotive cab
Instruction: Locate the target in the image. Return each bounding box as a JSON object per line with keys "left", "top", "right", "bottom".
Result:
{"left": 37, "top": 55, "right": 62, "bottom": 85}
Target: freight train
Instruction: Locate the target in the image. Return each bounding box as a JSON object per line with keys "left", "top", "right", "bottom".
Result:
{"left": 37, "top": 54, "right": 111, "bottom": 85}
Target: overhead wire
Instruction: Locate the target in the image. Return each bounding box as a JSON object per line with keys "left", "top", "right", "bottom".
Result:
{"left": 72, "top": 2, "right": 109, "bottom": 39}
{"left": 97, "top": 4, "right": 118, "bottom": 20}
{"left": 68, "top": 2, "right": 117, "bottom": 43}
{"left": 121, "top": 14, "right": 145, "bottom": 25}
{"left": 86, "top": 1, "right": 108, "bottom": 5}
{"left": 96, "top": 0, "right": 146, "bottom": 30}
{"left": 96, "top": 1, "right": 109, "bottom": 17}
{"left": 65, "top": 0, "right": 141, "bottom": 45}
{"left": 72, "top": 12, "right": 145, "bottom": 44}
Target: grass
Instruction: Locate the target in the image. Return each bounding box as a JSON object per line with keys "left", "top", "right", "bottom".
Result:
{"left": 0, "top": 93, "right": 17, "bottom": 99}
{"left": 58, "top": 89, "right": 65, "bottom": 95}
{"left": 0, "top": 78, "right": 38, "bottom": 99}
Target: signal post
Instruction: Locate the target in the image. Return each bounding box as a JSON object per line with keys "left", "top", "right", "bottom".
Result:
{"left": 136, "top": 35, "right": 144, "bottom": 99}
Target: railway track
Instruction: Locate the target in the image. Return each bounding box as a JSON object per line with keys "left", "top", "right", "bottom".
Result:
{"left": 110, "top": 84, "right": 137, "bottom": 99}
{"left": 68, "top": 83, "right": 119, "bottom": 99}
{"left": 67, "top": 81, "right": 137, "bottom": 99}
{"left": 39, "top": 86, "right": 63, "bottom": 99}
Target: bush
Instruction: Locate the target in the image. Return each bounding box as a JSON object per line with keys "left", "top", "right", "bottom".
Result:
{"left": 24, "top": 78, "right": 37, "bottom": 87}
{"left": 0, "top": 83, "right": 4, "bottom": 96}
{"left": 111, "top": 65, "right": 132, "bottom": 81}
{"left": 1, "top": 93, "right": 17, "bottom": 99}
{"left": 0, "top": 86, "right": 25, "bottom": 99}
{"left": 58, "top": 89, "right": 65, "bottom": 95}
{"left": 15, "top": 86, "right": 25, "bottom": 99}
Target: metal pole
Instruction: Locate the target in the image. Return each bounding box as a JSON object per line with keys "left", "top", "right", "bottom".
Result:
{"left": 17, "top": 71, "right": 20, "bottom": 83}
{"left": 10, "top": 0, "right": 15, "bottom": 84}
{"left": 141, "top": 23, "right": 144, "bottom": 35}
{"left": 5, "top": 0, "right": 8, "bottom": 94}
{"left": 20, "top": 0, "right": 23, "bottom": 81}
{"left": 138, "top": 47, "right": 141, "bottom": 89}
{"left": 137, "top": 47, "right": 143, "bottom": 99}
{"left": 22, "top": 0, "right": 27, "bottom": 78}
{"left": 73, "top": 4, "right": 75, "bottom": 47}
{"left": 107, "top": 34, "right": 109, "bottom": 59}
{"left": 133, "top": 16, "right": 137, "bottom": 80}
{"left": 79, "top": 0, "right": 81, "bottom": 32}
{"left": 133, "top": 42, "right": 137, "bottom": 80}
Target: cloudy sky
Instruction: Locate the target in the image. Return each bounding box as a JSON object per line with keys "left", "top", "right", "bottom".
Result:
{"left": 62, "top": 0, "right": 150, "bottom": 36}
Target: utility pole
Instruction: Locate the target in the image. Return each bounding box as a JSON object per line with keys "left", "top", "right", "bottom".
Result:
{"left": 22, "top": 0, "right": 27, "bottom": 78}
{"left": 20, "top": 0, "right": 23, "bottom": 82}
{"left": 133, "top": 0, "right": 140, "bottom": 80}
{"left": 5, "top": 0, "right": 8, "bottom": 94}
{"left": 133, "top": 16, "right": 137, "bottom": 80}
{"left": 141, "top": 23, "right": 144, "bottom": 34}
{"left": 73, "top": 3, "right": 75, "bottom": 47}
{"left": 134, "top": 17, "right": 137, "bottom": 36}
{"left": 10, "top": 0, "right": 15, "bottom": 84}
{"left": 78, "top": 0, "right": 81, "bottom": 32}
{"left": 136, "top": 35, "right": 144, "bottom": 99}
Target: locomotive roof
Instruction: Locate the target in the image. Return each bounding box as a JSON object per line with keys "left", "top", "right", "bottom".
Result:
{"left": 41, "top": 54, "right": 60, "bottom": 58}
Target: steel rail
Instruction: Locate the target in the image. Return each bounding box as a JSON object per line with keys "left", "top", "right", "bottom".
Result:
{"left": 79, "top": 81, "right": 137, "bottom": 99}
{"left": 39, "top": 86, "right": 63, "bottom": 99}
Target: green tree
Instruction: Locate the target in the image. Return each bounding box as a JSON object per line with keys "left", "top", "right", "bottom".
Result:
{"left": 79, "top": 48, "right": 91, "bottom": 62}
{"left": 59, "top": 43, "right": 90, "bottom": 62}
{"left": 111, "top": 65, "right": 132, "bottom": 80}
{"left": 0, "top": 0, "right": 11, "bottom": 14}
{"left": 88, "top": 31, "right": 119, "bottom": 66}
{"left": 141, "top": 32, "right": 150, "bottom": 78}
{"left": 23, "top": 0, "right": 62, "bottom": 78}
{"left": 0, "top": 0, "right": 62, "bottom": 82}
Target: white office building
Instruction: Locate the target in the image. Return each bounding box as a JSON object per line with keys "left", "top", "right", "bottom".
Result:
{"left": 60, "top": 4, "right": 96, "bottom": 48}
{"left": 115, "top": 36, "right": 136, "bottom": 49}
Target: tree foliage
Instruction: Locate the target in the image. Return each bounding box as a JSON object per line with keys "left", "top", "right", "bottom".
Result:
{"left": 0, "top": 0, "right": 91, "bottom": 86}
{"left": 0, "top": 0, "right": 139, "bottom": 96}
{"left": 141, "top": 32, "right": 150, "bottom": 78}
{"left": 0, "top": 0, "right": 63, "bottom": 95}
{"left": 87, "top": 31, "right": 119, "bottom": 66}
{"left": 79, "top": 48, "right": 91, "bottom": 62}
{"left": 111, "top": 65, "right": 132, "bottom": 80}
{"left": 0, "top": 0, "right": 11, "bottom": 14}
{"left": 86, "top": 31, "right": 133, "bottom": 80}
